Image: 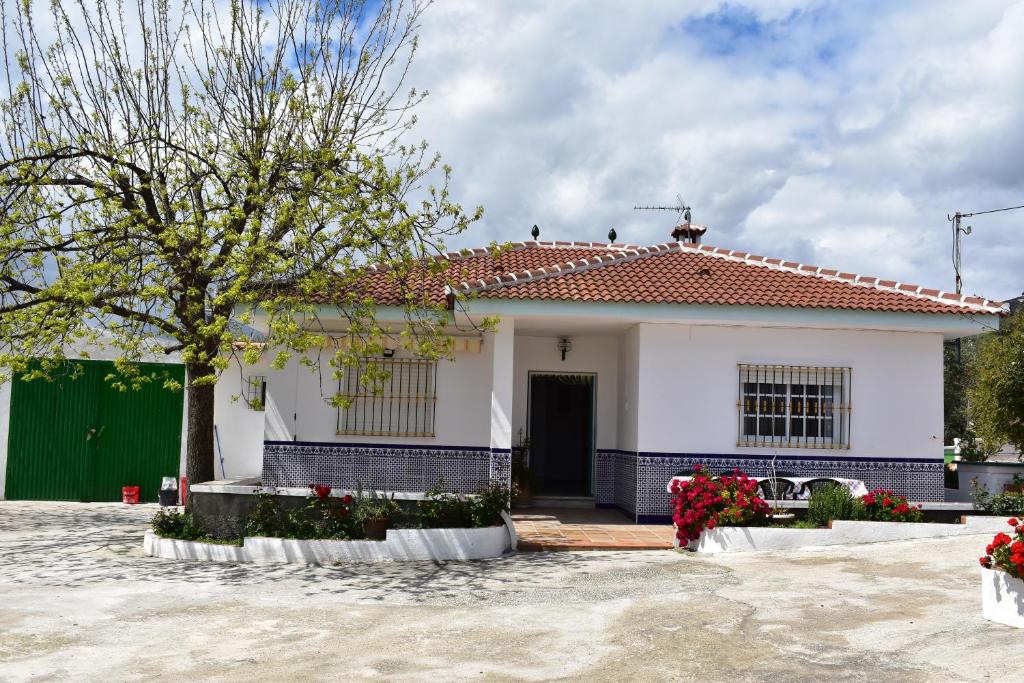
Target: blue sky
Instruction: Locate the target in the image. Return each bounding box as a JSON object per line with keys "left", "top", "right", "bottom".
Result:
{"left": 402, "top": 0, "right": 1024, "bottom": 301}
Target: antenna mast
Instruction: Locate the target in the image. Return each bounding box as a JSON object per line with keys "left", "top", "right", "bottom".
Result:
{"left": 633, "top": 193, "right": 692, "bottom": 225}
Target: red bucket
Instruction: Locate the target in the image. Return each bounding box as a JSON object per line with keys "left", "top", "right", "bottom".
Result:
{"left": 122, "top": 485, "right": 141, "bottom": 505}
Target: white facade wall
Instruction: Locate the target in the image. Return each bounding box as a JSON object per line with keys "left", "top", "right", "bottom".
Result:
{"left": 511, "top": 335, "right": 619, "bottom": 451}
{"left": 213, "top": 334, "right": 496, "bottom": 479}
{"left": 633, "top": 323, "right": 945, "bottom": 459}
{"left": 617, "top": 326, "right": 639, "bottom": 453}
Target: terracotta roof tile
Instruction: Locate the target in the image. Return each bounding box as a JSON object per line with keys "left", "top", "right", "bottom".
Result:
{"left": 309, "top": 241, "right": 1005, "bottom": 316}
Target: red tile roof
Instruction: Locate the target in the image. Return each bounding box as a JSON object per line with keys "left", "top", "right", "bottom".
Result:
{"left": 323, "top": 241, "right": 1006, "bottom": 316}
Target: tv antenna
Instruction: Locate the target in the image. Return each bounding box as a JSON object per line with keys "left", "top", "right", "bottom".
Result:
{"left": 634, "top": 194, "right": 692, "bottom": 225}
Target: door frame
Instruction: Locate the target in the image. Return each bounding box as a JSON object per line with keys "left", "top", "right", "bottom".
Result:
{"left": 525, "top": 371, "right": 597, "bottom": 496}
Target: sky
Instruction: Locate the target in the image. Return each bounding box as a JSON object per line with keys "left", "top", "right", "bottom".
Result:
{"left": 400, "top": 0, "right": 1024, "bottom": 302}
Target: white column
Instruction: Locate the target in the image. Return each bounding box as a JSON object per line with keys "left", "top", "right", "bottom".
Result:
{"left": 489, "top": 318, "right": 515, "bottom": 451}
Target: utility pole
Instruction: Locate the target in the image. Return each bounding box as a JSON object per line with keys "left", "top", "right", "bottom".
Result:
{"left": 947, "top": 202, "right": 1024, "bottom": 361}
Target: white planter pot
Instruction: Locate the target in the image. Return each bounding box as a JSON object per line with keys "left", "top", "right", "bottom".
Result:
{"left": 981, "top": 566, "right": 1024, "bottom": 629}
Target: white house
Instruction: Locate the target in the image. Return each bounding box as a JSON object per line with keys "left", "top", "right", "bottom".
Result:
{"left": 213, "top": 226, "right": 1005, "bottom": 520}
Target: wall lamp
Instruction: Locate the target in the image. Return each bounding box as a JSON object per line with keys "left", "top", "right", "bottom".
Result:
{"left": 557, "top": 337, "right": 572, "bottom": 361}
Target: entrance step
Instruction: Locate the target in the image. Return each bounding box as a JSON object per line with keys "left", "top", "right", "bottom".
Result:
{"left": 527, "top": 496, "right": 596, "bottom": 509}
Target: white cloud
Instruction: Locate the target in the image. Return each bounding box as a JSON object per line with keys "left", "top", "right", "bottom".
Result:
{"left": 401, "top": 0, "right": 1024, "bottom": 300}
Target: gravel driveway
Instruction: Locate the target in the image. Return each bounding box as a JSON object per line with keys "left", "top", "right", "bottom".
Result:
{"left": 0, "top": 501, "right": 1020, "bottom": 682}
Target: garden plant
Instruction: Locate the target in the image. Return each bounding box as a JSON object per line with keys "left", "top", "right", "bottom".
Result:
{"left": 860, "top": 489, "right": 923, "bottom": 522}
{"left": 979, "top": 517, "right": 1024, "bottom": 578}
{"left": 806, "top": 484, "right": 864, "bottom": 527}
{"left": 669, "top": 465, "right": 771, "bottom": 545}
{"left": 152, "top": 481, "right": 510, "bottom": 543}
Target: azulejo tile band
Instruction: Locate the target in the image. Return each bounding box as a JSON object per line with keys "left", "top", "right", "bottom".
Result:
{"left": 633, "top": 453, "right": 945, "bottom": 520}
{"left": 263, "top": 441, "right": 510, "bottom": 493}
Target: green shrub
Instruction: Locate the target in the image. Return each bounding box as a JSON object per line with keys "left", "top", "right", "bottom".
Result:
{"left": 418, "top": 481, "right": 509, "bottom": 529}
{"left": 806, "top": 484, "right": 864, "bottom": 527}
{"left": 972, "top": 480, "right": 1024, "bottom": 516}
{"left": 244, "top": 488, "right": 362, "bottom": 540}
{"left": 151, "top": 508, "right": 208, "bottom": 541}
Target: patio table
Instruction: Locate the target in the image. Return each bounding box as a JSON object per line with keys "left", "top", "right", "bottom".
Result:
{"left": 666, "top": 475, "right": 869, "bottom": 500}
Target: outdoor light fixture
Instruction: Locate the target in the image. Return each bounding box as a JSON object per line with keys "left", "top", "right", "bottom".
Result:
{"left": 557, "top": 337, "right": 572, "bottom": 361}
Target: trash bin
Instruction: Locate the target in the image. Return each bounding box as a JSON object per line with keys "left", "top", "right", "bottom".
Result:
{"left": 158, "top": 477, "right": 178, "bottom": 507}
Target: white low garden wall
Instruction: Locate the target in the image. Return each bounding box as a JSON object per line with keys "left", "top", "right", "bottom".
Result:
{"left": 981, "top": 566, "right": 1024, "bottom": 629}
{"left": 144, "top": 524, "right": 512, "bottom": 564}
{"left": 688, "top": 516, "right": 1010, "bottom": 553}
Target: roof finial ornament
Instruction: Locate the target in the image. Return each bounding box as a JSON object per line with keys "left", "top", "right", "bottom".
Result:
{"left": 607, "top": 227, "right": 617, "bottom": 243}
{"left": 531, "top": 224, "right": 540, "bottom": 240}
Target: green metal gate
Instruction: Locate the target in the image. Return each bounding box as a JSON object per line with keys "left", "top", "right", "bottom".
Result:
{"left": 4, "top": 360, "right": 185, "bottom": 502}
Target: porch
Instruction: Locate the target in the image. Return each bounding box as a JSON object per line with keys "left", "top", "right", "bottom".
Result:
{"left": 512, "top": 508, "right": 674, "bottom": 551}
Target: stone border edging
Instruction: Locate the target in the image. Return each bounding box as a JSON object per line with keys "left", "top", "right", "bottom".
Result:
{"left": 144, "top": 524, "right": 511, "bottom": 564}
{"left": 686, "top": 516, "right": 1010, "bottom": 553}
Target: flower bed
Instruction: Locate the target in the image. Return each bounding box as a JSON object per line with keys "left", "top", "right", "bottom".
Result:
{"left": 669, "top": 465, "right": 770, "bottom": 546}
{"left": 146, "top": 481, "right": 515, "bottom": 564}
{"left": 979, "top": 518, "right": 1024, "bottom": 628}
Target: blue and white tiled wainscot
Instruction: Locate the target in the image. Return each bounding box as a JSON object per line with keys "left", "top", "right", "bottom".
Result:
{"left": 635, "top": 453, "right": 945, "bottom": 522}
{"left": 600, "top": 450, "right": 945, "bottom": 522}
{"left": 262, "top": 441, "right": 512, "bottom": 494}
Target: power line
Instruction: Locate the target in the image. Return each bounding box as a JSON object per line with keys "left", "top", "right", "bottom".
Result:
{"left": 957, "top": 203, "right": 1024, "bottom": 218}
{"left": 948, "top": 202, "right": 1024, "bottom": 296}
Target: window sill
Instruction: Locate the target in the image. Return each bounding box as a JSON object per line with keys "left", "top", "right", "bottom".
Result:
{"left": 336, "top": 431, "right": 436, "bottom": 438}
{"left": 736, "top": 441, "right": 850, "bottom": 450}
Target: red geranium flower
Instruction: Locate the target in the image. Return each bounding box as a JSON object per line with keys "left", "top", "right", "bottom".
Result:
{"left": 342, "top": 494, "right": 353, "bottom": 504}
{"left": 1009, "top": 517, "right": 1020, "bottom": 527}
{"left": 980, "top": 556, "right": 992, "bottom": 568}
{"left": 313, "top": 485, "right": 331, "bottom": 499}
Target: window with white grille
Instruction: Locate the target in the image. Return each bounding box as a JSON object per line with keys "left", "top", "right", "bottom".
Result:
{"left": 337, "top": 358, "right": 437, "bottom": 436}
{"left": 737, "top": 364, "right": 851, "bottom": 448}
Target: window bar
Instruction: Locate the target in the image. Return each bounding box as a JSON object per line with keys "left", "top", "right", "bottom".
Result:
{"left": 773, "top": 364, "right": 780, "bottom": 445}
{"left": 428, "top": 362, "right": 435, "bottom": 434}
{"left": 404, "top": 358, "right": 411, "bottom": 435}
{"left": 351, "top": 361, "right": 360, "bottom": 433}
{"left": 411, "top": 360, "right": 419, "bottom": 436}
{"left": 388, "top": 359, "right": 395, "bottom": 434}
{"left": 737, "top": 364, "right": 742, "bottom": 443}
{"left": 842, "top": 368, "right": 849, "bottom": 448}
{"left": 799, "top": 365, "right": 804, "bottom": 449}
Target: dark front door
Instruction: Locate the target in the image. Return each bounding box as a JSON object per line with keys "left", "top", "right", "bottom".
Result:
{"left": 528, "top": 374, "right": 594, "bottom": 496}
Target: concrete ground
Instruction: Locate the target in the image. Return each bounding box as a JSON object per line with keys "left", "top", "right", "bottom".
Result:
{"left": 0, "top": 502, "right": 1020, "bottom": 682}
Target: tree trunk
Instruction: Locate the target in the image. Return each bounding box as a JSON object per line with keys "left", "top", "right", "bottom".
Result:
{"left": 185, "top": 362, "right": 217, "bottom": 508}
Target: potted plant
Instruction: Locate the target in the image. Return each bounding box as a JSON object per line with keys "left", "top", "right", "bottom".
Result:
{"left": 669, "top": 464, "right": 770, "bottom": 547}
{"left": 511, "top": 435, "right": 533, "bottom": 508}
{"left": 354, "top": 487, "right": 400, "bottom": 540}
{"left": 979, "top": 518, "right": 1024, "bottom": 628}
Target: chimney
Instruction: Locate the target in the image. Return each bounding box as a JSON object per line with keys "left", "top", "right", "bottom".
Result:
{"left": 672, "top": 223, "right": 708, "bottom": 245}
